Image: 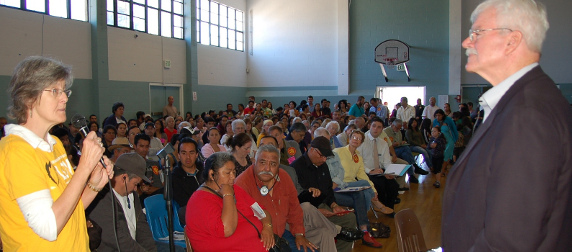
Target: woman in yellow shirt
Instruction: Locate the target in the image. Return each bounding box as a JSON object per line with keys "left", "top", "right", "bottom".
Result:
{"left": 333, "top": 130, "right": 393, "bottom": 214}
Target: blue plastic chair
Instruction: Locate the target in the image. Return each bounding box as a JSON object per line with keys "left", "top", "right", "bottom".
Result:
{"left": 144, "top": 194, "right": 186, "bottom": 248}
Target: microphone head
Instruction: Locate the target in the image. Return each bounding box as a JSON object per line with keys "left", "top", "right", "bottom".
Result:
{"left": 71, "top": 114, "right": 88, "bottom": 129}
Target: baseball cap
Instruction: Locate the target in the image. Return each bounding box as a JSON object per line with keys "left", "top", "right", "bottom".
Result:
{"left": 310, "top": 136, "right": 334, "bottom": 157}
{"left": 113, "top": 152, "right": 152, "bottom": 183}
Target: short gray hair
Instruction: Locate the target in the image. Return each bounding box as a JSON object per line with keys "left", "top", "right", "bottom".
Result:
{"left": 178, "top": 121, "right": 191, "bottom": 132}
{"left": 392, "top": 119, "right": 403, "bottom": 126}
{"left": 255, "top": 144, "right": 280, "bottom": 163}
{"left": 313, "top": 127, "right": 330, "bottom": 138}
{"left": 232, "top": 119, "right": 246, "bottom": 132}
{"left": 472, "top": 0, "right": 549, "bottom": 52}
{"left": 8, "top": 56, "right": 73, "bottom": 124}
{"left": 326, "top": 121, "right": 340, "bottom": 134}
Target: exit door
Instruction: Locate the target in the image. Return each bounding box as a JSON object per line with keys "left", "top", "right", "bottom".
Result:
{"left": 150, "top": 85, "right": 182, "bottom": 120}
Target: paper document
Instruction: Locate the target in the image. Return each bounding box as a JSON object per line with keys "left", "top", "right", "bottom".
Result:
{"left": 334, "top": 186, "right": 371, "bottom": 192}
{"left": 383, "top": 164, "right": 411, "bottom": 176}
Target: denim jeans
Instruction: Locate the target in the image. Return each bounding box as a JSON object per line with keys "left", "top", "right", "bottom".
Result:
{"left": 334, "top": 180, "right": 373, "bottom": 228}
{"left": 409, "top": 145, "right": 433, "bottom": 168}
{"left": 394, "top": 146, "right": 416, "bottom": 176}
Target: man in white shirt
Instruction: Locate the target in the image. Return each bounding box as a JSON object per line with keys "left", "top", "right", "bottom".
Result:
{"left": 396, "top": 97, "right": 415, "bottom": 123}
{"left": 356, "top": 117, "right": 400, "bottom": 215}
{"left": 422, "top": 97, "right": 440, "bottom": 121}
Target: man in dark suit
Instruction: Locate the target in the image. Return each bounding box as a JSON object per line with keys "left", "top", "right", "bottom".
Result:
{"left": 442, "top": 1, "right": 572, "bottom": 251}
{"left": 86, "top": 152, "right": 157, "bottom": 252}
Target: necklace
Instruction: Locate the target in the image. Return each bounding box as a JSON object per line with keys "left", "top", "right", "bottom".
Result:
{"left": 252, "top": 168, "right": 277, "bottom": 196}
{"left": 352, "top": 153, "right": 359, "bottom": 163}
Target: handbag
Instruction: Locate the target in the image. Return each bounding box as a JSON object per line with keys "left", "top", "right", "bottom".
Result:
{"left": 237, "top": 210, "right": 291, "bottom": 252}
{"left": 369, "top": 205, "right": 391, "bottom": 238}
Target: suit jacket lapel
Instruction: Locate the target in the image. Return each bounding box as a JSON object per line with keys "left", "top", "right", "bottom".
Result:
{"left": 449, "top": 66, "right": 543, "bottom": 177}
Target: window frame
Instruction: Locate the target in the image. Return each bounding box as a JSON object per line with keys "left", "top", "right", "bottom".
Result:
{"left": 0, "top": 0, "right": 88, "bottom": 21}
{"left": 106, "top": 0, "right": 184, "bottom": 39}
{"left": 196, "top": 0, "right": 244, "bottom": 52}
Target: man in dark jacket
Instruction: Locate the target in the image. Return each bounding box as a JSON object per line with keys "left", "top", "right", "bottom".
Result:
{"left": 442, "top": 1, "right": 572, "bottom": 251}
{"left": 87, "top": 152, "right": 157, "bottom": 252}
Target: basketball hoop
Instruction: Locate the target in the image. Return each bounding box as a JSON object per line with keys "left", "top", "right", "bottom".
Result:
{"left": 375, "top": 39, "right": 411, "bottom": 82}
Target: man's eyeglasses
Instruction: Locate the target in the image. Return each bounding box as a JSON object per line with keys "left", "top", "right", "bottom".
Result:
{"left": 44, "top": 88, "right": 72, "bottom": 98}
{"left": 468, "top": 28, "right": 513, "bottom": 42}
{"left": 314, "top": 148, "right": 326, "bottom": 158}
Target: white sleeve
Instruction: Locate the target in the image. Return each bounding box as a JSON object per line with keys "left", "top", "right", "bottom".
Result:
{"left": 16, "top": 189, "right": 58, "bottom": 241}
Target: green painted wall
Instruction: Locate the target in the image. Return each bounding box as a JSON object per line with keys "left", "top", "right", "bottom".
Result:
{"left": 349, "top": 0, "right": 449, "bottom": 100}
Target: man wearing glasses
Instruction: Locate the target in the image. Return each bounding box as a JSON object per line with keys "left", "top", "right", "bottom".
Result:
{"left": 442, "top": 0, "right": 572, "bottom": 251}
{"left": 291, "top": 136, "right": 361, "bottom": 252}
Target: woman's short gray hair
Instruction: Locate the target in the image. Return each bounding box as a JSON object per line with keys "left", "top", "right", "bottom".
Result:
{"left": 8, "top": 56, "right": 73, "bottom": 124}
{"left": 472, "top": 0, "right": 549, "bottom": 53}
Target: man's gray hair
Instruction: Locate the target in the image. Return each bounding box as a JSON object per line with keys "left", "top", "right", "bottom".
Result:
{"left": 255, "top": 144, "right": 281, "bottom": 163}
{"left": 314, "top": 127, "right": 330, "bottom": 138}
{"left": 232, "top": 119, "right": 246, "bottom": 131}
{"left": 472, "top": 0, "right": 549, "bottom": 53}
{"left": 392, "top": 119, "right": 403, "bottom": 126}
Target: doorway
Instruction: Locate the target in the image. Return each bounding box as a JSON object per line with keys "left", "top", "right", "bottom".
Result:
{"left": 376, "top": 86, "right": 426, "bottom": 110}
{"left": 149, "top": 84, "right": 183, "bottom": 120}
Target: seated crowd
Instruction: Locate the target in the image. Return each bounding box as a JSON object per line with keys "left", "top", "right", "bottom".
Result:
{"left": 43, "top": 95, "right": 476, "bottom": 251}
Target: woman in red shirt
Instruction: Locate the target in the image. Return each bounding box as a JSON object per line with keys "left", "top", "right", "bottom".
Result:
{"left": 186, "top": 152, "right": 274, "bottom": 251}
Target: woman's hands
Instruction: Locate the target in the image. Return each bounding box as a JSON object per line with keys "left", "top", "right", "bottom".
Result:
{"left": 218, "top": 184, "right": 235, "bottom": 197}
{"left": 88, "top": 156, "right": 114, "bottom": 189}
{"left": 77, "top": 131, "right": 105, "bottom": 175}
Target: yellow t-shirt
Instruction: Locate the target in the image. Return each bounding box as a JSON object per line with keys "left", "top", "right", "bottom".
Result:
{"left": 0, "top": 134, "right": 89, "bottom": 251}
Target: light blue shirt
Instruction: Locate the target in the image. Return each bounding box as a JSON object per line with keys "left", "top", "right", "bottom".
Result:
{"left": 370, "top": 104, "right": 388, "bottom": 120}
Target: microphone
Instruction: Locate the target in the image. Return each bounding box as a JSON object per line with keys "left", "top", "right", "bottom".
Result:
{"left": 71, "top": 114, "right": 107, "bottom": 168}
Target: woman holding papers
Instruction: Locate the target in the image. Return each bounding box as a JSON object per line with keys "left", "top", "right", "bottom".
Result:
{"left": 333, "top": 130, "right": 394, "bottom": 247}
{"left": 333, "top": 130, "right": 394, "bottom": 215}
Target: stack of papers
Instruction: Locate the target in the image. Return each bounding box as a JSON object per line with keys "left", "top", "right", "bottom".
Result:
{"left": 334, "top": 186, "right": 371, "bottom": 192}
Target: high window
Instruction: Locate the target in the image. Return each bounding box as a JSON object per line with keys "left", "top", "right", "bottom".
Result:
{"left": 0, "top": 0, "right": 88, "bottom": 21}
{"left": 196, "top": 0, "right": 244, "bottom": 51}
{"left": 107, "top": 0, "right": 184, "bottom": 39}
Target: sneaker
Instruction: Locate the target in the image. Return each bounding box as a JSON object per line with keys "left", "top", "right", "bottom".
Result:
{"left": 362, "top": 231, "right": 383, "bottom": 248}
{"left": 414, "top": 164, "right": 429, "bottom": 175}
{"left": 433, "top": 181, "right": 441, "bottom": 188}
